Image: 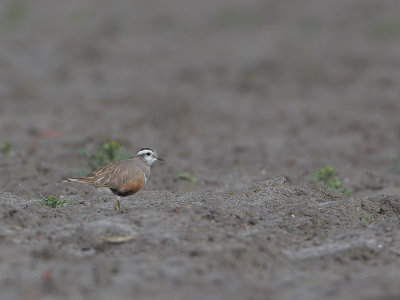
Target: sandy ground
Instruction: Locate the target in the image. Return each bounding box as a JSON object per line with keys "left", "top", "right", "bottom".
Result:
{"left": 1, "top": 0, "right": 400, "bottom": 299}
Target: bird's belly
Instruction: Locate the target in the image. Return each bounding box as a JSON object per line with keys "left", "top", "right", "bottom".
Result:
{"left": 111, "top": 177, "right": 145, "bottom": 197}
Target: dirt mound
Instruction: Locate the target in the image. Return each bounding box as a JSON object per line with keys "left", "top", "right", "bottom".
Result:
{"left": 0, "top": 193, "right": 38, "bottom": 228}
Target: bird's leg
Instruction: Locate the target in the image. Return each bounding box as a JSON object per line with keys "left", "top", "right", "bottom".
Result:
{"left": 114, "top": 196, "right": 121, "bottom": 210}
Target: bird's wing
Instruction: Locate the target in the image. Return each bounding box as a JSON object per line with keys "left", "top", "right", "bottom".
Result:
{"left": 68, "top": 161, "right": 122, "bottom": 187}
{"left": 69, "top": 160, "right": 146, "bottom": 190}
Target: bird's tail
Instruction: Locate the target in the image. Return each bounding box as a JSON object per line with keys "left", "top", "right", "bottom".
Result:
{"left": 65, "top": 177, "right": 95, "bottom": 184}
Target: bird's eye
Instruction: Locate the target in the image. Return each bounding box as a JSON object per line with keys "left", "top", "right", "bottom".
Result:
{"left": 146, "top": 152, "right": 151, "bottom": 156}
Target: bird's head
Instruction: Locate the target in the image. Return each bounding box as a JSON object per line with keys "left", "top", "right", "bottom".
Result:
{"left": 135, "top": 148, "right": 164, "bottom": 166}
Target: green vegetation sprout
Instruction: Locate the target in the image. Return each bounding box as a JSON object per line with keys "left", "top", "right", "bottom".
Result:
{"left": 312, "top": 165, "right": 351, "bottom": 196}
{"left": 362, "top": 215, "right": 375, "bottom": 224}
{"left": 78, "top": 142, "right": 132, "bottom": 171}
{"left": 0, "top": 142, "right": 13, "bottom": 155}
{"left": 40, "top": 195, "right": 72, "bottom": 208}
{"left": 385, "top": 152, "right": 400, "bottom": 173}
{"left": 175, "top": 173, "right": 198, "bottom": 183}
{"left": 371, "top": 19, "right": 400, "bottom": 40}
{"left": 2, "top": 1, "right": 28, "bottom": 30}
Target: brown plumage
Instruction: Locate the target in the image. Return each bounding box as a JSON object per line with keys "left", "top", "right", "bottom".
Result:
{"left": 68, "top": 160, "right": 148, "bottom": 196}
{"left": 67, "top": 148, "right": 163, "bottom": 209}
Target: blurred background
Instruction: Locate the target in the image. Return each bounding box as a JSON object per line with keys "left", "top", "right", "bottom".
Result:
{"left": 2, "top": 1, "right": 400, "bottom": 300}
{"left": 1, "top": 0, "right": 400, "bottom": 195}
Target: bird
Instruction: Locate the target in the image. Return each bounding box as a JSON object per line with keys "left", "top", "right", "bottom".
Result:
{"left": 67, "top": 148, "right": 164, "bottom": 210}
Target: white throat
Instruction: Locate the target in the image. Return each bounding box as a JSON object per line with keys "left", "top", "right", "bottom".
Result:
{"left": 144, "top": 156, "right": 157, "bottom": 166}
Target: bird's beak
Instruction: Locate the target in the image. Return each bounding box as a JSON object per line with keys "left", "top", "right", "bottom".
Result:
{"left": 157, "top": 157, "right": 165, "bottom": 161}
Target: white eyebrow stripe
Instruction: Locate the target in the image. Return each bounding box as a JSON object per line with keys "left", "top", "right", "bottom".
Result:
{"left": 136, "top": 150, "right": 154, "bottom": 156}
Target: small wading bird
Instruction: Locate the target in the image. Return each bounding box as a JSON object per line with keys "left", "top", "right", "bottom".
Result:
{"left": 67, "top": 148, "right": 164, "bottom": 210}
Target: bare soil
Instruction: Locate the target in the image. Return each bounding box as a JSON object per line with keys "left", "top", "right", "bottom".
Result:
{"left": 1, "top": 0, "right": 400, "bottom": 299}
